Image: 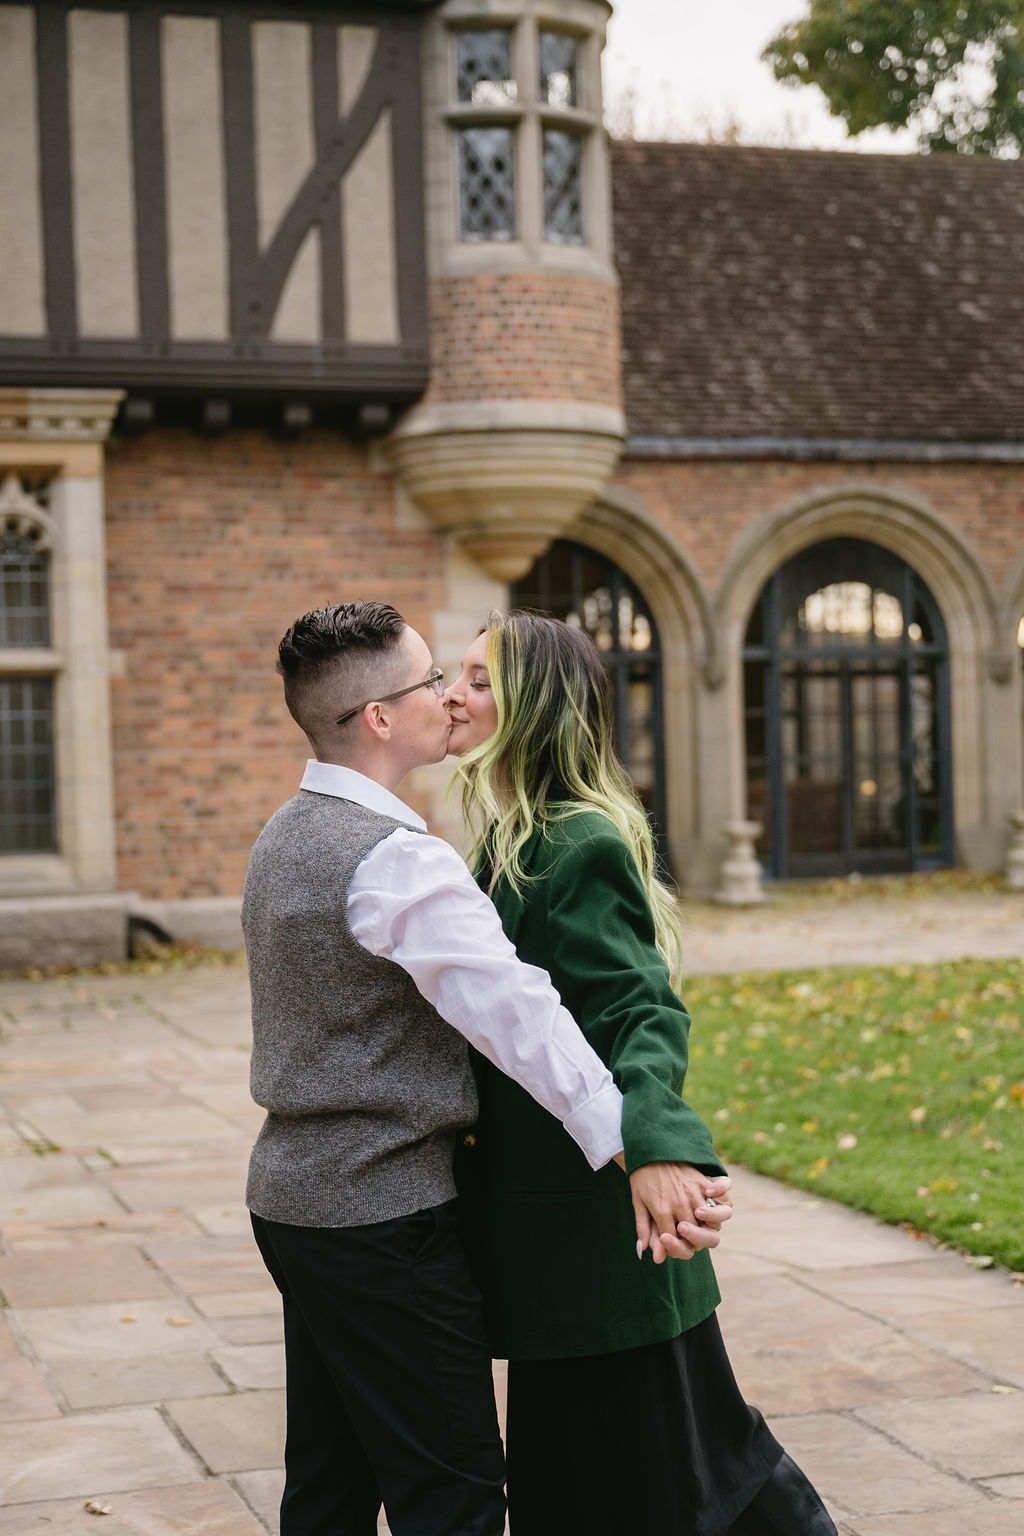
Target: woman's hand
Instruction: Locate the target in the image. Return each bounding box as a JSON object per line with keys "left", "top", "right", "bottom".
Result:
{"left": 629, "top": 1165, "right": 733, "bottom": 1264}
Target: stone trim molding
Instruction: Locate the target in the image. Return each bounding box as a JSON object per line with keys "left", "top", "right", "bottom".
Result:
{"left": 573, "top": 483, "right": 717, "bottom": 674}
{"left": 0, "top": 474, "right": 59, "bottom": 552}
{"left": 130, "top": 895, "right": 244, "bottom": 952}
{"left": 394, "top": 398, "right": 625, "bottom": 439}
{"left": 1002, "top": 545, "right": 1024, "bottom": 634}
{"left": 712, "top": 481, "right": 1009, "bottom": 867}
{"left": 714, "top": 483, "right": 1000, "bottom": 653}
{"left": 627, "top": 435, "right": 1024, "bottom": 464}
{"left": 986, "top": 652, "right": 1016, "bottom": 687}
{"left": 0, "top": 389, "right": 123, "bottom": 441}
{"left": 0, "top": 893, "right": 131, "bottom": 968}
{"left": 561, "top": 484, "right": 718, "bottom": 876}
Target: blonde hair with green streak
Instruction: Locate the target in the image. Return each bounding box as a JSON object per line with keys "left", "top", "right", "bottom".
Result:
{"left": 454, "top": 611, "right": 682, "bottom": 981}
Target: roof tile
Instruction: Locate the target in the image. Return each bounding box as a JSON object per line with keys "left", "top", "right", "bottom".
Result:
{"left": 611, "top": 140, "right": 1024, "bottom": 443}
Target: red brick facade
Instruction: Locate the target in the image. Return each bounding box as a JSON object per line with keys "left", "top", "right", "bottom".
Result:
{"left": 102, "top": 435, "right": 1022, "bottom": 901}
{"left": 104, "top": 431, "right": 447, "bottom": 900}
{"left": 99, "top": 272, "right": 625, "bottom": 904}
{"left": 613, "top": 458, "right": 1024, "bottom": 597}
{"left": 423, "top": 273, "right": 622, "bottom": 409}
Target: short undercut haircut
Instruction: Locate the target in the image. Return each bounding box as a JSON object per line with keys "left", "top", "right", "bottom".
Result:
{"left": 277, "top": 603, "right": 408, "bottom": 748}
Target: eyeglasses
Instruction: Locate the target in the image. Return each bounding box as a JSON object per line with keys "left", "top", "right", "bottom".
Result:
{"left": 336, "top": 667, "right": 445, "bottom": 727}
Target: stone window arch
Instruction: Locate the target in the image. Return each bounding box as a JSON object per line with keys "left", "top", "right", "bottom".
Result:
{"left": 715, "top": 485, "right": 1007, "bottom": 873}
{"left": 743, "top": 536, "right": 954, "bottom": 879}
{"left": 512, "top": 538, "right": 669, "bottom": 867}
{"left": 1008, "top": 546, "right": 1024, "bottom": 811}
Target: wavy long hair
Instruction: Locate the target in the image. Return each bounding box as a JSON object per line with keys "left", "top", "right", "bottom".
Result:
{"left": 455, "top": 611, "right": 682, "bottom": 980}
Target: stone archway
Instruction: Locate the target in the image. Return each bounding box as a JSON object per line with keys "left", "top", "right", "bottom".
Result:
{"left": 1002, "top": 547, "right": 1024, "bottom": 812}
{"left": 714, "top": 485, "right": 1005, "bottom": 870}
{"left": 743, "top": 536, "right": 954, "bottom": 878}
{"left": 558, "top": 487, "right": 717, "bottom": 881}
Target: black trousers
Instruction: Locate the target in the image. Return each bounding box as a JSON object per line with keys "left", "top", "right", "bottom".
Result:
{"left": 251, "top": 1203, "right": 507, "bottom": 1536}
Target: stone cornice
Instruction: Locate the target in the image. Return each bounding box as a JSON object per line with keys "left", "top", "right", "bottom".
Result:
{"left": 393, "top": 398, "right": 625, "bottom": 441}
{"left": 0, "top": 389, "right": 125, "bottom": 442}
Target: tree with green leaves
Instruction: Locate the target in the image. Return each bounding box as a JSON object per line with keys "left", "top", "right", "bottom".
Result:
{"left": 763, "top": 1, "right": 1024, "bottom": 156}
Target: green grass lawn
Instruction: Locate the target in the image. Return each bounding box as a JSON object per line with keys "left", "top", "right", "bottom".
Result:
{"left": 684, "top": 956, "right": 1024, "bottom": 1273}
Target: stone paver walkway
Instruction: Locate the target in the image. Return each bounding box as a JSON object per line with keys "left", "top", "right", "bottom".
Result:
{"left": 681, "top": 887, "right": 1024, "bottom": 975}
{"left": 0, "top": 888, "right": 1021, "bottom": 1534}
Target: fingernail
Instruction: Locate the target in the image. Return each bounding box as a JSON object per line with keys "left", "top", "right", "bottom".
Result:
{"left": 636, "top": 1240, "right": 644, "bottom": 1260}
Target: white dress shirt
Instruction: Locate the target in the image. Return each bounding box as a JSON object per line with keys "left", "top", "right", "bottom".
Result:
{"left": 299, "top": 760, "right": 623, "bottom": 1170}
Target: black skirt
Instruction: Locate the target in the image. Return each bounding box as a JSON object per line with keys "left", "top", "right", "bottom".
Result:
{"left": 504, "top": 1310, "right": 783, "bottom": 1536}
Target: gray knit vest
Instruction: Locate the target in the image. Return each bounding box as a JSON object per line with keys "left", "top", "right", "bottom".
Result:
{"left": 242, "top": 790, "right": 478, "bottom": 1227}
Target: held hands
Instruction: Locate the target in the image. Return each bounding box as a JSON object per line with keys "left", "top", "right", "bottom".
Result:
{"left": 628, "top": 1163, "right": 733, "bottom": 1264}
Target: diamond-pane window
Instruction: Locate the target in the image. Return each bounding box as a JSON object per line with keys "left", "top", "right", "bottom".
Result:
{"left": 539, "top": 30, "right": 577, "bottom": 108}
{"left": 0, "top": 530, "right": 50, "bottom": 647}
{"left": 542, "top": 129, "right": 583, "bottom": 244}
{"left": 456, "top": 29, "right": 517, "bottom": 105}
{"left": 458, "top": 127, "right": 516, "bottom": 241}
{"left": 0, "top": 676, "right": 56, "bottom": 852}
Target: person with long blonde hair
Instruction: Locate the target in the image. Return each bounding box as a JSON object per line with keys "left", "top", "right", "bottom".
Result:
{"left": 447, "top": 611, "right": 836, "bottom": 1536}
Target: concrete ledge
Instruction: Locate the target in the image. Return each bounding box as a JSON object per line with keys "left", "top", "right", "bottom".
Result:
{"left": 131, "top": 897, "right": 243, "bottom": 953}
{"left": 0, "top": 894, "right": 130, "bottom": 969}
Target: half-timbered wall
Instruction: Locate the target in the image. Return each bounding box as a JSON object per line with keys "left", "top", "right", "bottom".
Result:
{"left": 0, "top": 2, "right": 435, "bottom": 402}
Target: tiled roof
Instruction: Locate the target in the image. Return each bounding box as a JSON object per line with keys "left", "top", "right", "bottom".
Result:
{"left": 611, "top": 140, "right": 1024, "bottom": 444}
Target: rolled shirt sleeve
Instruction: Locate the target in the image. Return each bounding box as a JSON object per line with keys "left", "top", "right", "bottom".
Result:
{"left": 348, "top": 828, "right": 623, "bottom": 1171}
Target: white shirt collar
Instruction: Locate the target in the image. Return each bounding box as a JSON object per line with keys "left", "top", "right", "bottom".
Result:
{"left": 299, "top": 760, "right": 427, "bottom": 831}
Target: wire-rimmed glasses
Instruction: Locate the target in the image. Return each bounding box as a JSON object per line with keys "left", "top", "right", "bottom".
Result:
{"left": 336, "top": 667, "right": 445, "bottom": 727}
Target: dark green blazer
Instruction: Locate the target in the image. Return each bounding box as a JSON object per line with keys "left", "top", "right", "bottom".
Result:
{"left": 463, "top": 810, "right": 726, "bottom": 1361}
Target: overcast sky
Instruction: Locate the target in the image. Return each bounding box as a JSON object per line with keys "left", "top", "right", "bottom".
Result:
{"left": 603, "top": 0, "right": 916, "bottom": 153}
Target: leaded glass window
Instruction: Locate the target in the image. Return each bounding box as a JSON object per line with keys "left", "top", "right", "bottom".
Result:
{"left": 457, "top": 127, "right": 516, "bottom": 241}
{"left": 513, "top": 540, "right": 668, "bottom": 870}
{"left": 456, "top": 29, "right": 517, "bottom": 105}
{"left": 0, "top": 529, "right": 50, "bottom": 647}
{"left": 539, "top": 31, "right": 577, "bottom": 109}
{"left": 744, "top": 537, "right": 952, "bottom": 878}
{"left": 0, "top": 677, "right": 56, "bottom": 852}
{"left": 542, "top": 129, "right": 584, "bottom": 244}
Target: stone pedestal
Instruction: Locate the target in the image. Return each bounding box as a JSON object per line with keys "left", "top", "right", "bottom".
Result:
{"left": 714, "top": 821, "right": 765, "bottom": 906}
{"left": 1006, "top": 811, "right": 1024, "bottom": 891}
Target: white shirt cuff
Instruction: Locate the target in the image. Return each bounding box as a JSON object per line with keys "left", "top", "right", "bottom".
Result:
{"left": 561, "top": 1082, "right": 624, "bottom": 1171}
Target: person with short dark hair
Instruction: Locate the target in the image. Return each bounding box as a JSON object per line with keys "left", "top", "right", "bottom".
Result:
{"left": 243, "top": 602, "right": 731, "bottom": 1536}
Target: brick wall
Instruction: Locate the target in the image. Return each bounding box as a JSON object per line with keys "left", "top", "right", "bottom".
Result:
{"left": 104, "top": 430, "right": 446, "bottom": 901}
{"left": 613, "top": 457, "right": 1024, "bottom": 598}
{"left": 423, "top": 273, "right": 622, "bottom": 409}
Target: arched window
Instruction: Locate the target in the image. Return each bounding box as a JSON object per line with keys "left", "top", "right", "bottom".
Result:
{"left": 744, "top": 537, "right": 953, "bottom": 879}
{"left": 512, "top": 540, "right": 668, "bottom": 866}
{"left": 0, "top": 507, "right": 56, "bottom": 853}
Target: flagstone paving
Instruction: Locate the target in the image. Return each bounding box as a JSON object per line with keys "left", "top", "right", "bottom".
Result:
{"left": 0, "top": 887, "right": 1021, "bottom": 1534}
